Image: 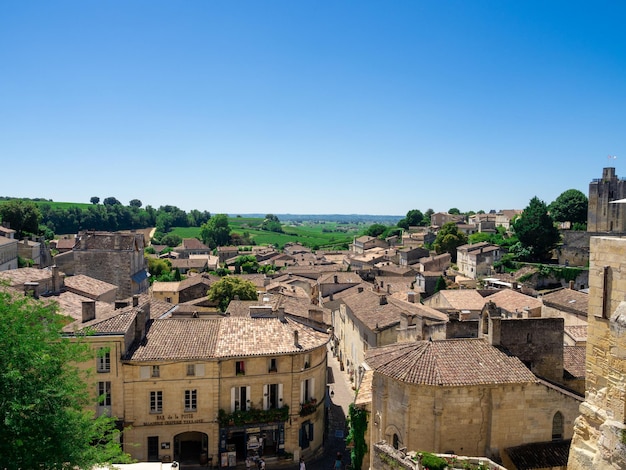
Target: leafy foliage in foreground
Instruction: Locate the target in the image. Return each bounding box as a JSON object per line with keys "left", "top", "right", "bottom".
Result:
{"left": 0, "top": 289, "right": 132, "bottom": 469}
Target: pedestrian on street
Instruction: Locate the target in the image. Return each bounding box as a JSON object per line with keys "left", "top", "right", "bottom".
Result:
{"left": 259, "top": 457, "right": 266, "bottom": 469}
{"left": 335, "top": 451, "right": 343, "bottom": 469}
{"left": 299, "top": 456, "right": 306, "bottom": 470}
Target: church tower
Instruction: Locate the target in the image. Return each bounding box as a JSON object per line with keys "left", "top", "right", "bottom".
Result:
{"left": 587, "top": 167, "right": 626, "bottom": 232}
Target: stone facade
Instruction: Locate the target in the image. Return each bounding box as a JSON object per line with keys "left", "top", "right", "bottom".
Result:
{"left": 568, "top": 236, "right": 626, "bottom": 469}
{"left": 588, "top": 167, "right": 626, "bottom": 232}
{"left": 71, "top": 230, "right": 149, "bottom": 300}
{"left": 367, "top": 341, "right": 582, "bottom": 465}
{"left": 0, "top": 236, "right": 18, "bottom": 271}
{"left": 69, "top": 301, "right": 329, "bottom": 466}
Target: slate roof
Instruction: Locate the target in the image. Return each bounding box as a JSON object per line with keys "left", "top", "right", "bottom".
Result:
{"left": 365, "top": 339, "right": 537, "bottom": 386}
{"left": 504, "top": 439, "right": 571, "bottom": 470}
{"left": 563, "top": 346, "right": 586, "bottom": 378}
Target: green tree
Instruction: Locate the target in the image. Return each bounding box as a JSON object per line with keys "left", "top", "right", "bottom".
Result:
{"left": 424, "top": 208, "right": 434, "bottom": 226}
{"left": 129, "top": 199, "right": 142, "bottom": 208}
{"left": 433, "top": 222, "right": 467, "bottom": 262}
{"left": 365, "top": 223, "right": 386, "bottom": 238}
{"left": 549, "top": 189, "right": 588, "bottom": 226}
{"left": 513, "top": 196, "right": 561, "bottom": 261}
{"left": 90, "top": 196, "right": 100, "bottom": 204}
{"left": 160, "top": 233, "right": 182, "bottom": 247}
{"left": 397, "top": 209, "right": 424, "bottom": 229}
{"left": 235, "top": 255, "right": 260, "bottom": 274}
{"left": 207, "top": 276, "right": 258, "bottom": 311}
{"left": 261, "top": 214, "right": 283, "bottom": 233}
{"left": 103, "top": 197, "right": 121, "bottom": 206}
{"left": 0, "top": 289, "right": 131, "bottom": 469}
{"left": 0, "top": 199, "right": 41, "bottom": 238}
{"left": 448, "top": 207, "right": 461, "bottom": 215}
{"left": 434, "top": 275, "right": 447, "bottom": 293}
{"left": 200, "top": 214, "right": 231, "bottom": 248}
{"left": 147, "top": 257, "right": 172, "bottom": 280}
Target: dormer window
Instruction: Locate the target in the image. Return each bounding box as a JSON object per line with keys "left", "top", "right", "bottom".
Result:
{"left": 236, "top": 361, "right": 245, "bottom": 376}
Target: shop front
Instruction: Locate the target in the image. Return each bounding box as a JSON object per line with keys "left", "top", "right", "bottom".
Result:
{"left": 219, "top": 423, "right": 285, "bottom": 467}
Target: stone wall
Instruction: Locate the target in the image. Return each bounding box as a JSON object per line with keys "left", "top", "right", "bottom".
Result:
{"left": 568, "top": 236, "right": 626, "bottom": 469}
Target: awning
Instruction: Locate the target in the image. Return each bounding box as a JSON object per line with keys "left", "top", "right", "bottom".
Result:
{"left": 132, "top": 270, "right": 149, "bottom": 283}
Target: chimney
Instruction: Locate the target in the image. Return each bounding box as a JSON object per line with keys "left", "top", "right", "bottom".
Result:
{"left": 379, "top": 295, "right": 387, "bottom": 305}
{"left": 357, "top": 287, "right": 364, "bottom": 293}
{"left": 294, "top": 330, "right": 299, "bottom": 347}
{"left": 132, "top": 295, "right": 139, "bottom": 307}
{"left": 277, "top": 307, "right": 286, "bottom": 322}
{"left": 569, "top": 280, "right": 575, "bottom": 290}
{"left": 51, "top": 265, "right": 61, "bottom": 294}
{"left": 308, "top": 309, "right": 323, "bottom": 323}
{"left": 407, "top": 291, "right": 416, "bottom": 303}
{"left": 334, "top": 275, "right": 338, "bottom": 284}
{"left": 24, "top": 282, "right": 39, "bottom": 299}
{"left": 386, "top": 284, "right": 391, "bottom": 294}
{"left": 82, "top": 300, "right": 96, "bottom": 323}
{"left": 512, "top": 281, "right": 518, "bottom": 290}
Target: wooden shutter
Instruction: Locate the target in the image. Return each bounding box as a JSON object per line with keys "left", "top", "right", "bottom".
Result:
{"left": 263, "top": 384, "right": 269, "bottom": 410}
{"left": 140, "top": 366, "right": 150, "bottom": 379}
{"left": 231, "top": 387, "right": 236, "bottom": 412}
{"left": 195, "top": 364, "right": 205, "bottom": 376}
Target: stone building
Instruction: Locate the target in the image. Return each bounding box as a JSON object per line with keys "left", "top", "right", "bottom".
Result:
{"left": 65, "top": 297, "right": 329, "bottom": 465}
{"left": 57, "top": 230, "right": 149, "bottom": 299}
{"left": 365, "top": 339, "right": 582, "bottom": 466}
{"left": 0, "top": 235, "right": 18, "bottom": 271}
{"left": 568, "top": 236, "right": 626, "bottom": 469}
{"left": 587, "top": 167, "right": 626, "bottom": 232}
{"left": 456, "top": 242, "right": 501, "bottom": 280}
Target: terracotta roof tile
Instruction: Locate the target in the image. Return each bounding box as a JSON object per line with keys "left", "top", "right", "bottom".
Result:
{"left": 563, "top": 346, "right": 586, "bottom": 378}
{"left": 542, "top": 288, "right": 588, "bottom": 316}
{"left": 366, "top": 339, "right": 537, "bottom": 386}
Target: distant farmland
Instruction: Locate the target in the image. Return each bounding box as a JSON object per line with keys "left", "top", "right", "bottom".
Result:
{"left": 172, "top": 217, "right": 359, "bottom": 249}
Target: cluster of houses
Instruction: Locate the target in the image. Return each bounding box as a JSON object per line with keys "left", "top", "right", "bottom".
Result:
{"left": 3, "top": 169, "right": 625, "bottom": 469}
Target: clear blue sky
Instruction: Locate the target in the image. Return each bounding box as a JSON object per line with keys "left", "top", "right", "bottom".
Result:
{"left": 1, "top": 1, "right": 625, "bottom": 215}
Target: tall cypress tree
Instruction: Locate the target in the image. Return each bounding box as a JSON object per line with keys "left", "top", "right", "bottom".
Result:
{"left": 513, "top": 197, "right": 561, "bottom": 262}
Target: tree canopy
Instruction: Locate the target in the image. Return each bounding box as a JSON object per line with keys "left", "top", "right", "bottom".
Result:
{"left": 207, "top": 276, "right": 258, "bottom": 311}
{"left": 90, "top": 196, "right": 100, "bottom": 204}
{"left": 397, "top": 209, "right": 424, "bottom": 229}
{"left": 0, "top": 199, "right": 41, "bottom": 238}
{"left": 200, "top": 214, "right": 231, "bottom": 249}
{"left": 365, "top": 223, "right": 387, "bottom": 238}
{"left": 513, "top": 196, "right": 561, "bottom": 261}
{"left": 0, "top": 289, "right": 131, "bottom": 469}
{"left": 549, "top": 189, "right": 588, "bottom": 225}
{"left": 432, "top": 222, "right": 467, "bottom": 262}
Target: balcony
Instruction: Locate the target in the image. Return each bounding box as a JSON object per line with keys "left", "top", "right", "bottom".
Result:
{"left": 299, "top": 398, "right": 318, "bottom": 417}
{"left": 218, "top": 405, "right": 289, "bottom": 427}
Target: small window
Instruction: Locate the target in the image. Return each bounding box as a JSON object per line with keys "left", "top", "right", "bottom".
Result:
{"left": 97, "top": 348, "right": 111, "bottom": 373}
{"left": 185, "top": 389, "right": 197, "bottom": 411}
{"left": 269, "top": 358, "right": 277, "bottom": 373}
{"left": 150, "top": 391, "right": 163, "bottom": 413}
{"left": 166, "top": 297, "right": 172, "bottom": 303}
{"left": 151, "top": 365, "right": 160, "bottom": 378}
{"left": 552, "top": 411, "right": 564, "bottom": 440}
{"left": 236, "top": 361, "right": 245, "bottom": 375}
{"left": 98, "top": 381, "right": 111, "bottom": 406}
{"left": 303, "top": 355, "right": 310, "bottom": 369}
{"left": 187, "top": 364, "right": 195, "bottom": 376}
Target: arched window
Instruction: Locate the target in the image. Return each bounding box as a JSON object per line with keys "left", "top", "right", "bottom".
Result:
{"left": 552, "top": 411, "right": 563, "bottom": 440}
{"left": 393, "top": 433, "right": 399, "bottom": 450}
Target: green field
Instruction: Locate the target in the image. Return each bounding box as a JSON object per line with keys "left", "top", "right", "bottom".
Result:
{"left": 171, "top": 217, "right": 360, "bottom": 249}
{"left": 0, "top": 199, "right": 92, "bottom": 211}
